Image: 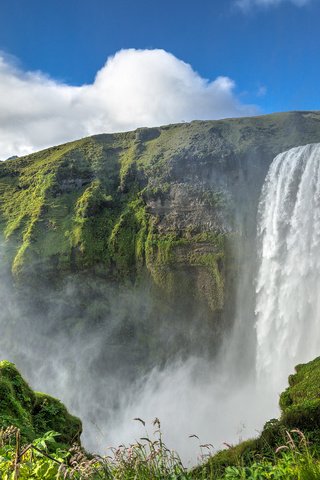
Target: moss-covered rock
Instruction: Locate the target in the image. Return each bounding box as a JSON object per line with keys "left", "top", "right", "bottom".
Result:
{"left": 0, "top": 360, "right": 81, "bottom": 446}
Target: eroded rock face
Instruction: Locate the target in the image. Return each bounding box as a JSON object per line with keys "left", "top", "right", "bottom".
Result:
{"left": 0, "top": 361, "right": 81, "bottom": 446}
{"left": 147, "top": 183, "right": 230, "bottom": 234}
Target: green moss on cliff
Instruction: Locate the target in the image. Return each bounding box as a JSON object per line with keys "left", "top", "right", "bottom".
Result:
{"left": 0, "top": 361, "right": 35, "bottom": 440}
{"left": 0, "top": 361, "right": 81, "bottom": 446}
{"left": 145, "top": 230, "right": 225, "bottom": 310}
{"left": 108, "top": 197, "right": 149, "bottom": 277}
{"left": 1, "top": 111, "right": 320, "bottom": 313}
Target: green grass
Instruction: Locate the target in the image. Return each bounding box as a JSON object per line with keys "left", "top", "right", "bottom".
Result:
{"left": 3, "top": 424, "right": 320, "bottom": 480}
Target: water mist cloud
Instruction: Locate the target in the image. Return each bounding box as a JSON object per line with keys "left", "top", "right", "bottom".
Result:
{"left": 0, "top": 49, "right": 258, "bottom": 159}
{"left": 104, "top": 357, "right": 274, "bottom": 465}
{"left": 0, "top": 241, "right": 276, "bottom": 465}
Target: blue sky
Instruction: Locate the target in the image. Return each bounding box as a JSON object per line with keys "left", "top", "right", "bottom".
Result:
{"left": 0, "top": 0, "right": 319, "bottom": 157}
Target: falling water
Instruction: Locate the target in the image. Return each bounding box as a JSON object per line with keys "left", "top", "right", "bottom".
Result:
{"left": 255, "top": 143, "right": 320, "bottom": 391}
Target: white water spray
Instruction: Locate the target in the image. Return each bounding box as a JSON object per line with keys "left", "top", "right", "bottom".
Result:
{"left": 256, "top": 143, "right": 320, "bottom": 391}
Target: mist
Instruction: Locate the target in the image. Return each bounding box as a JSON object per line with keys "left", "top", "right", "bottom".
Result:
{"left": 0, "top": 209, "right": 276, "bottom": 467}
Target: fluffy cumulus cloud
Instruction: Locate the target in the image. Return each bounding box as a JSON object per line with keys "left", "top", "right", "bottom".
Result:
{"left": 236, "top": 0, "right": 311, "bottom": 10}
{"left": 0, "top": 49, "right": 258, "bottom": 159}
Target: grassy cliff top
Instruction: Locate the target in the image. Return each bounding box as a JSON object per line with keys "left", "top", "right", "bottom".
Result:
{"left": 280, "top": 357, "right": 320, "bottom": 410}
{"left": 2, "top": 111, "right": 320, "bottom": 195}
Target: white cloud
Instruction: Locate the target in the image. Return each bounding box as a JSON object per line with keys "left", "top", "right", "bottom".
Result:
{"left": 236, "top": 0, "right": 311, "bottom": 10}
{"left": 0, "top": 49, "right": 258, "bottom": 159}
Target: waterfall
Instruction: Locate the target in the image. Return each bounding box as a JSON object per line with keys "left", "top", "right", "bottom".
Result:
{"left": 255, "top": 143, "right": 320, "bottom": 391}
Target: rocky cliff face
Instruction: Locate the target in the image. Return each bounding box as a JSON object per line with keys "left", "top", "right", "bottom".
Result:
{"left": 1, "top": 111, "right": 320, "bottom": 364}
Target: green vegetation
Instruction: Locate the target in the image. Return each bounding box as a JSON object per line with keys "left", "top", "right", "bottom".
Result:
{"left": 0, "top": 361, "right": 81, "bottom": 447}
{"left": 3, "top": 358, "right": 320, "bottom": 478}
{"left": 0, "top": 423, "right": 190, "bottom": 479}
{"left": 145, "top": 230, "right": 225, "bottom": 309}
{"left": 279, "top": 357, "right": 320, "bottom": 442}
{"left": 2, "top": 422, "right": 320, "bottom": 479}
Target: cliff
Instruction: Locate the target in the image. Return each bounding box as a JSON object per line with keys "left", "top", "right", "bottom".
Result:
{"left": 1, "top": 111, "right": 320, "bottom": 365}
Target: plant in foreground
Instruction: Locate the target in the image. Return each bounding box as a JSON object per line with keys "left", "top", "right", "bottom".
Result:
{"left": 3, "top": 423, "right": 320, "bottom": 479}
{"left": 220, "top": 429, "right": 320, "bottom": 480}
{"left": 0, "top": 420, "right": 196, "bottom": 479}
